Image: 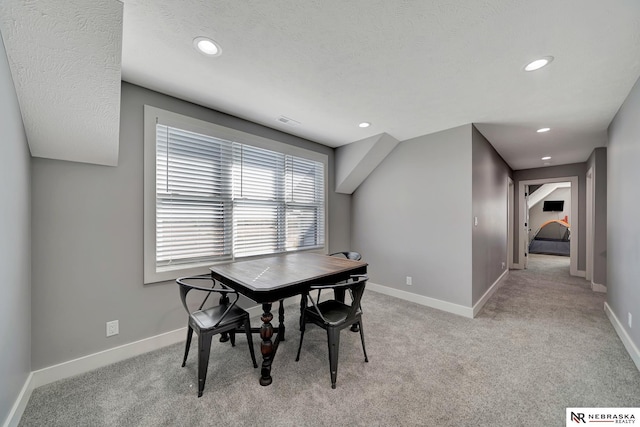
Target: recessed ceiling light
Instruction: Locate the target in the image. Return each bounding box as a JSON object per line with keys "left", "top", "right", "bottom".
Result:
{"left": 524, "top": 56, "right": 554, "bottom": 72}
{"left": 193, "top": 37, "right": 221, "bottom": 56}
{"left": 358, "top": 122, "right": 371, "bottom": 128}
{"left": 537, "top": 127, "right": 551, "bottom": 133}
{"left": 541, "top": 156, "right": 552, "bottom": 160}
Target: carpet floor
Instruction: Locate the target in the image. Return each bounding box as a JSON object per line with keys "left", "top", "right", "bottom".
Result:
{"left": 19, "top": 255, "right": 640, "bottom": 426}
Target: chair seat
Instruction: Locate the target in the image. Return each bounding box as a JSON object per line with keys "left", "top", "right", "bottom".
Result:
{"left": 307, "top": 300, "right": 362, "bottom": 324}
{"left": 190, "top": 305, "right": 248, "bottom": 331}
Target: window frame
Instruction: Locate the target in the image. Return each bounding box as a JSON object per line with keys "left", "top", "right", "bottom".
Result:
{"left": 143, "top": 105, "right": 328, "bottom": 284}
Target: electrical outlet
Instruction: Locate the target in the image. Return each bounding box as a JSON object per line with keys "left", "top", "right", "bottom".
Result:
{"left": 474, "top": 217, "right": 478, "bottom": 227}
{"left": 501, "top": 262, "right": 506, "bottom": 270}
{"left": 106, "top": 320, "right": 119, "bottom": 337}
{"left": 406, "top": 276, "right": 412, "bottom": 286}
{"left": 629, "top": 313, "right": 632, "bottom": 329}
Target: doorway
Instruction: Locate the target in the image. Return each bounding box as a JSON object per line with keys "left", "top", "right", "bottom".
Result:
{"left": 517, "top": 176, "right": 579, "bottom": 277}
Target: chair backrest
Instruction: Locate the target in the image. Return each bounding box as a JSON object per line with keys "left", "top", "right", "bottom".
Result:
{"left": 329, "top": 251, "right": 362, "bottom": 261}
{"left": 308, "top": 275, "right": 367, "bottom": 326}
{"left": 176, "top": 275, "right": 239, "bottom": 328}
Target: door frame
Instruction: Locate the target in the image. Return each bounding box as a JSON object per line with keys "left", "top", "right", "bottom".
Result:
{"left": 586, "top": 167, "right": 594, "bottom": 282}
{"left": 508, "top": 177, "right": 514, "bottom": 269}
{"left": 524, "top": 184, "right": 530, "bottom": 269}
{"left": 517, "top": 176, "right": 579, "bottom": 277}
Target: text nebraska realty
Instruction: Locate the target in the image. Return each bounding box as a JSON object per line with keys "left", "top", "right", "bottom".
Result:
{"left": 587, "top": 413, "right": 635, "bottom": 423}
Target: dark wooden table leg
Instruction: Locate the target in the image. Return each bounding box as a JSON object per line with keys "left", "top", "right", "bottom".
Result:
{"left": 278, "top": 300, "right": 285, "bottom": 341}
{"left": 259, "top": 302, "right": 274, "bottom": 386}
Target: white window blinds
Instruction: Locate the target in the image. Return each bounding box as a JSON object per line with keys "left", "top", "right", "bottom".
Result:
{"left": 156, "top": 125, "right": 233, "bottom": 268}
{"left": 285, "top": 156, "right": 325, "bottom": 251}
{"left": 155, "top": 123, "right": 324, "bottom": 269}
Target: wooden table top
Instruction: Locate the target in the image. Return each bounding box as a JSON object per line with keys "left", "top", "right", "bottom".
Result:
{"left": 210, "top": 252, "right": 368, "bottom": 303}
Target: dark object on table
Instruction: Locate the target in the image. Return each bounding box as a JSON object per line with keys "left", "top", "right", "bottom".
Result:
{"left": 296, "top": 275, "right": 369, "bottom": 389}
{"left": 176, "top": 275, "right": 258, "bottom": 397}
{"left": 329, "top": 251, "right": 362, "bottom": 261}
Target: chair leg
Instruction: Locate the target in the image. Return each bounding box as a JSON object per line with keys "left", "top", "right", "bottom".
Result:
{"left": 295, "top": 321, "right": 306, "bottom": 362}
{"left": 182, "top": 326, "right": 194, "bottom": 367}
{"left": 358, "top": 321, "right": 369, "bottom": 363}
{"left": 197, "top": 333, "right": 213, "bottom": 398}
{"left": 299, "top": 296, "right": 307, "bottom": 331}
{"left": 327, "top": 328, "right": 341, "bottom": 389}
{"left": 244, "top": 319, "right": 258, "bottom": 368}
{"left": 229, "top": 331, "right": 236, "bottom": 347}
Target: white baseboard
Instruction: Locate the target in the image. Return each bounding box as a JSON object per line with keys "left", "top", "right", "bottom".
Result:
{"left": 604, "top": 302, "right": 640, "bottom": 373}
{"left": 366, "top": 282, "right": 474, "bottom": 318}
{"left": 511, "top": 263, "right": 523, "bottom": 270}
{"left": 591, "top": 281, "right": 607, "bottom": 293}
{"left": 3, "top": 373, "right": 34, "bottom": 427}
{"left": 29, "top": 296, "right": 313, "bottom": 385}
{"left": 30, "top": 295, "right": 307, "bottom": 389}
{"left": 575, "top": 269, "right": 586, "bottom": 278}
{"left": 3, "top": 327, "right": 187, "bottom": 427}
{"left": 472, "top": 270, "right": 509, "bottom": 317}
{"left": 2, "top": 293, "right": 330, "bottom": 427}
{"left": 31, "top": 327, "right": 187, "bottom": 389}
{"left": 30, "top": 296, "right": 306, "bottom": 390}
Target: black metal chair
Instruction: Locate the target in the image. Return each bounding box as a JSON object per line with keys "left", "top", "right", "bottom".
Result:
{"left": 177, "top": 275, "right": 258, "bottom": 397}
{"left": 295, "top": 275, "right": 369, "bottom": 389}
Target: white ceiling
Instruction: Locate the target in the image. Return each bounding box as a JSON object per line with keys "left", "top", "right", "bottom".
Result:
{"left": 3, "top": 1, "right": 640, "bottom": 170}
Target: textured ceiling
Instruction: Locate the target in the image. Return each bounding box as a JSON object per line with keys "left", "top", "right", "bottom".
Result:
{"left": 120, "top": 0, "right": 640, "bottom": 170}
{"left": 0, "top": 0, "right": 122, "bottom": 166}
{"left": 2, "top": 1, "right": 640, "bottom": 170}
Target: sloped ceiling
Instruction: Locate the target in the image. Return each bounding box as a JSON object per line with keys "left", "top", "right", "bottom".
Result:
{"left": 528, "top": 182, "right": 571, "bottom": 209}
{"left": 336, "top": 133, "right": 399, "bottom": 194}
{"left": 0, "top": 0, "right": 122, "bottom": 166}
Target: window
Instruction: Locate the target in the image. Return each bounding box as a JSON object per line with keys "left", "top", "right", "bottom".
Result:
{"left": 144, "top": 106, "right": 327, "bottom": 283}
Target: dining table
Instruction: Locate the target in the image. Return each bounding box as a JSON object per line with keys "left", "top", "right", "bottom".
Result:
{"left": 209, "top": 252, "right": 368, "bottom": 386}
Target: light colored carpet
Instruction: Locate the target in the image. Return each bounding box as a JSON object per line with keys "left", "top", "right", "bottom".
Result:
{"left": 19, "top": 255, "right": 640, "bottom": 426}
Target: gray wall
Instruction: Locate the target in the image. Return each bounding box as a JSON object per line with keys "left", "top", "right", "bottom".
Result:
{"left": 587, "top": 147, "right": 607, "bottom": 286}
{"left": 351, "top": 125, "right": 473, "bottom": 307}
{"left": 607, "top": 76, "right": 640, "bottom": 350}
{"left": 30, "top": 82, "right": 351, "bottom": 369}
{"left": 513, "top": 163, "right": 587, "bottom": 270}
{"left": 0, "top": 35, "right": 31, "bottom": 423}
{"left": 471, "top": 126, "right": 512, "bottom": 305}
